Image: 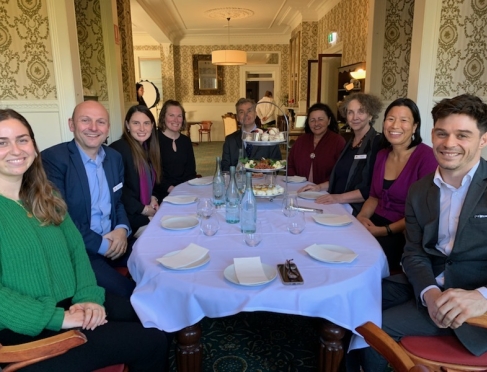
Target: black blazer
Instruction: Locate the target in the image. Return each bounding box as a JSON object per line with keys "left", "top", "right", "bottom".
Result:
{"left": 110, "top": 138, "right": 162, "bottom": 233}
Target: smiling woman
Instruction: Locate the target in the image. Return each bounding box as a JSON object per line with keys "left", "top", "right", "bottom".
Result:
{"left": 110, "top": 105, "right": 163, "bottom": 236}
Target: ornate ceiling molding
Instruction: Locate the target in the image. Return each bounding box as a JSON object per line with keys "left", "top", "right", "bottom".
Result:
{"left": 204, "top": 8, "right": 254, "bottom": 20}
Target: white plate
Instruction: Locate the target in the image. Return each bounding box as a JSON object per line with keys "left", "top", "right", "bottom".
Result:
{"left": 158, "top": 250, "right": 210, "bottom": 270}
{"left": 245, "top": 166, "right": 285, "bottom": 173}
{"left": 188, "top": 178, "right": 212, "bottom": 186}
{"left": 298, "top": 191, "right": 326, "bottom": 200}
{"left": 160, "top": 216, "right": 199, "bottom": 230}
{"left": 305, "top": 244, "right": 358, "bottom": 263}
{"left": 312, "top": 214, "right": 353, "bottom": 227}
{"left": 284, "top": 176, "right": 307, "bottom": 183}
{"left": 164, "top": 196, "right": 198, "bottom": 204}
{"left": 223, "top": 263, "right": 277, "bottom": 286}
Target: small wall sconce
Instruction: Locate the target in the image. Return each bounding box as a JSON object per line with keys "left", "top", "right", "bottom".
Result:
{"left": 350, "top": 68, "right": 366, "bottom": 79}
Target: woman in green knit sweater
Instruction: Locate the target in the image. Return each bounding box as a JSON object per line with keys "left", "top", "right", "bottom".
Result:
{"left": 0, "top": 109, "right": 169, "bottom": 371}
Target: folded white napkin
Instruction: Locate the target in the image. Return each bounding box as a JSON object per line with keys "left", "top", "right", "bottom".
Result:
{"left": 163, "top": 195, "right": 197, "bottom": 204}
{"left": 233, "top": 257, "right": 268, "bottom": 285}
{"left": 157, "top": 243, "right": 209, "bottom": 269}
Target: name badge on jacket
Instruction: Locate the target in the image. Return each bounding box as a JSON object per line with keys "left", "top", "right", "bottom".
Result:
{"left": 113, "top": 182, "right": 123, "bottom": 192}
{"left": 354, "top": 154, "right": 367, "bottom": 160}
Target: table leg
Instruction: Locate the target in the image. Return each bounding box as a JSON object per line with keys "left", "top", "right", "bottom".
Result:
{"left": 176, "top": 323, "right": 202, "bottom": 372}
{"left": 318, "top": 319, "right": 346, "bottom": 372}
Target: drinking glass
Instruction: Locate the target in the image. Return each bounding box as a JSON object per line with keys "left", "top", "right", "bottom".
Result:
{"left": 200, "top": 214, "right": 219, "bottom": 236}
{"left": 282, "top": 193, "right": 299, "bottom": 217}
{"left": 286, "top": 210, "right": 306, "bottom": 234}
{"left": 243, "top": 221, "right": 262, "bottom": 247}
{"left": 197, "top": 198, "right": 215, "bottom": 219}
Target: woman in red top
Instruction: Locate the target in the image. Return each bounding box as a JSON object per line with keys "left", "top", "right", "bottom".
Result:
{"left": 288, "top": 103, "right": 345, "bottom": 184}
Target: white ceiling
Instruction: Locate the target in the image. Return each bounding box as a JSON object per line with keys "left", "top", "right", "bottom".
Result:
{"left": 131, "top": 0, "right": 342, "bottom": 45}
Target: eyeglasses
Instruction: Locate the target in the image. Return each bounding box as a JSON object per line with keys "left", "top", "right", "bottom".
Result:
{"left": 285, "top": 259, "right": 298, "bottom": 280}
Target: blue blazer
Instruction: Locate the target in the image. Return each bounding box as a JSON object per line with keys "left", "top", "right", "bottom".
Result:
{"left": 42, "top": 140, "right": 130, "bottom": 257}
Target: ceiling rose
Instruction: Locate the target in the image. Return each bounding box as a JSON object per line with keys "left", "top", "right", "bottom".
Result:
{"left": 205, "top": 8, "right": 254, "bottom": 20}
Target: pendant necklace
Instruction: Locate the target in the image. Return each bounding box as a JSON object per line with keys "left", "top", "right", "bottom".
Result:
{"left": 0, "top": 193, "right": 36, "bottom": 219}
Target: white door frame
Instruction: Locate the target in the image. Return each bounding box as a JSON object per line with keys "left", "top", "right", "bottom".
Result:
{"left": 239, "top": 65, "right": 281, "bottom": 103}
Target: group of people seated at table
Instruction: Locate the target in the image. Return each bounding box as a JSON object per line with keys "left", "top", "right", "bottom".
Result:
{"left": 222, "top": 94, "right": 487, "bottom": 372}
{"left": 2, "top": 90, "right": 487, "bottom": 370}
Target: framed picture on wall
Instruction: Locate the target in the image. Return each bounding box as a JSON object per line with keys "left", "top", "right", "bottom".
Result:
{"left": 193, "top": 55, "right": 224, "bottom": 95}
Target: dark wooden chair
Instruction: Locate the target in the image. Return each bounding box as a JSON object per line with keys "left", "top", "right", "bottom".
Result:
{"left": 198, "top": 121, "right": 213, "bottom": 142}
{"left": 356, "top": 314, "right": 487, "bottom": 372}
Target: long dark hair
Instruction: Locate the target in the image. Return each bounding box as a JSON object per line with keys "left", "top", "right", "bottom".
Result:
{"left": 0, "top": 109, "right": 67, "bottom": 225}
{"left": 158, "top": 100, "right": 187, "bottom": 131}
{"left": 123, "top": 105, "right": 161, "bottom": 183}
{"left": 304, "top": 103, "right": 339, "bottom": 134}
{"left": 381, "top": 98, "right": 422, "bottom": 149}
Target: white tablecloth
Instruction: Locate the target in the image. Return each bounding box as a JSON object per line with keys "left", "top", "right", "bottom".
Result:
{"left": 128, "top": 176, "right": 389, "bottom": 349}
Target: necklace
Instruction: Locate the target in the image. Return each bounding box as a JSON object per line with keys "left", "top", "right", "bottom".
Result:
{"left": 0, "top": 193, "right": 36, "bottom": 219}
{"left": 352, "top": 128, "right": 370, "bottom": 149}
{"left": 310, "top": 135, "right": 323, "bottom": 159}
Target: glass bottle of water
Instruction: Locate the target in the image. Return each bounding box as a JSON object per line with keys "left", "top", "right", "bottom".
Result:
{"left": 240, "top": 172, "right": 257, "bottom": 233}
{"left": 235, "top": 148, "right": 246, "bottom": 196}
{"left": 225, "top": 166, "right": 240, "bottom": 224}
{"left": 212, "top": 157, "right": 225, "bottom": 207}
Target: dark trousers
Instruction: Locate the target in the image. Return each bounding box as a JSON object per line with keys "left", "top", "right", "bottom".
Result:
{"left": 0, "top": 293, "right": 170, "bottom": 372}
{"left": 89, "top": 237, "right": 136, "bottom": 298}
{"left": 371, "top": 213, "right": 406, "bottom": 272}
{"left": 346, "top": 275, "right": 454, "bottom": 372}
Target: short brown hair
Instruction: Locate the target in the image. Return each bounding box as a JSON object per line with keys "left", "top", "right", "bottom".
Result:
{"left": 339, "top": 93, "right": 383, "bottom": 125}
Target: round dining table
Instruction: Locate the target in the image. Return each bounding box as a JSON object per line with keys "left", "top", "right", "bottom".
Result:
{"left": 128, "top": 176, "right": 389, "bottom": 372}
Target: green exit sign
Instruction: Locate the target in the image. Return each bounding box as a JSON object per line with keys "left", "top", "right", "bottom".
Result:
{"left": 328, "top": 32, "right": 337, "bottom": 43}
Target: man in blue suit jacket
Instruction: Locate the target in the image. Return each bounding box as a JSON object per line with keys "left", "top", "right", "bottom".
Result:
{"left": 42, "top": 101, "right": 135, "bottom": 298}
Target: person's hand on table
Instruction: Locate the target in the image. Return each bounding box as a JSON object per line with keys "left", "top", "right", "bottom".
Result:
{"left": 298, "top": 184, "right": 319, "bottom": 193}
{"left": 103, "top": 228, "right": 128, "bottom": 260}
{"left": 426, "top": 288, "right": 487, "bottom": 329}
{"left": 315, "top": 193, "right": 342, "bottom": 205}
{"left": 68, "top": 302, "right": 107, "bottom": 330}
{"left": 150, "top": 196, "right": 159, "bottom": 211}
{"left": 357, "top": 215, "right": 386, "bottom": 237}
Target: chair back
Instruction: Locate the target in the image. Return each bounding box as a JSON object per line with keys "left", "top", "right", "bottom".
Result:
{"left": 222, "top": 113, "right": 237, "bottom": 137}
{"left": 199, "top": 121, "right": 212, "bottom": 131}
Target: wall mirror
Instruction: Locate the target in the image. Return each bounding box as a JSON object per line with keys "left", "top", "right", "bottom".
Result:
{"left": 193, "top": 54, "right": 223, "bottom": 95}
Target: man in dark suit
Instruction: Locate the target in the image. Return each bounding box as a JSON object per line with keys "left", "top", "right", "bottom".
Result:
{"left": 354, "top": 94, "right": 487, "bottom": 371}
{"left": 42, "top": 100, "right": 135, "bottom": 298}
{"left": 221, "top": 98, "right": 281, "bottom": 171}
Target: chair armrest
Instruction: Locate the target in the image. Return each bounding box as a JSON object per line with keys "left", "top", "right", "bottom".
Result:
{"left": 0, "top": 330, "right": 87, "bottom": 371}
{"left": 356, "top": 322, "right": 416, "bottom": 372}
{"left": 466, "top": 313, "right": 487, "bottom": 328}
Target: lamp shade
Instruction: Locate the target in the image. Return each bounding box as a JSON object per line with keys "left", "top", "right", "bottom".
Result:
{"left": 212, "top": 50, "right": 247, "bottom": 65}
{"left": 350, "top": 68, "right": 366, "bottom": 79}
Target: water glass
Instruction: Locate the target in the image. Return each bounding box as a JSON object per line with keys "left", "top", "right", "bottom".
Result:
{"left": 200, "top": 214, "right": 219, "bottom": 236}
{"left": 282, "top": 193, "right": 299, "bottom": 217}
{"left": 243, "top": 221, "right": 262, "bottom": 247}
{"left": 286, "top": 211, "right": 306, "bottom": 234}
{"left": 197, "top": 198, "right": 214, "bottom": 219}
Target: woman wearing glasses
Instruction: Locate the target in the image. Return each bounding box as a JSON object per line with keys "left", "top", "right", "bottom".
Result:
{"left": 287, "top": 103, "right": 345, "bottom": 184}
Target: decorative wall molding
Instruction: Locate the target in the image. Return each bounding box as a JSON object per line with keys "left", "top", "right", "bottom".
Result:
{"left": 0, "top": 100, "right": 59, "bottom": 111}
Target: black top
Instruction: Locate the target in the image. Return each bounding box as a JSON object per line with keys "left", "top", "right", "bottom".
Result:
{"left": 333, "top": 146, "right": 359, "bottom": 194}
{"left": 328, "top": 127, "right": 382, "bottom": 215}
{"left": 156, "top": 129, "right": 197, "bottom": 198}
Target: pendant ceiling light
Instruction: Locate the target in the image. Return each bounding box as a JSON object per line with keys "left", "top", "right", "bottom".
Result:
{"left": 212, "top": 18, "right": 247, "bottom": 66}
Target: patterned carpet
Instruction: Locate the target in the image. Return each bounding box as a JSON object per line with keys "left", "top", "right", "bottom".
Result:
{"left": 167, "top": 312, "right": 320, "bottom": 372}
{"left": 193, "top": 141, "right": 224, "bottom": 177}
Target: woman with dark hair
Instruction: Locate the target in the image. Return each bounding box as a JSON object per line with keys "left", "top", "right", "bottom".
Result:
{"left": 356, "top": 97, "right": 437, "bottom": 271}
{"left": 287, "top": 103, "right": 346, "bottom": 184}
{"left": 136, "top": 83, "right": 147, "bottom": 107}
{"left": 157, "top": 99, "right": 196, "bottom": 197}
{"left": 299, "top": 93, "right": 383, "bottom": 215}
{"left": 0, "top": 109, "right": 169, "bottom": 371}
{"left": 110, "top": 105, "right": 162, "bottom": 236}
